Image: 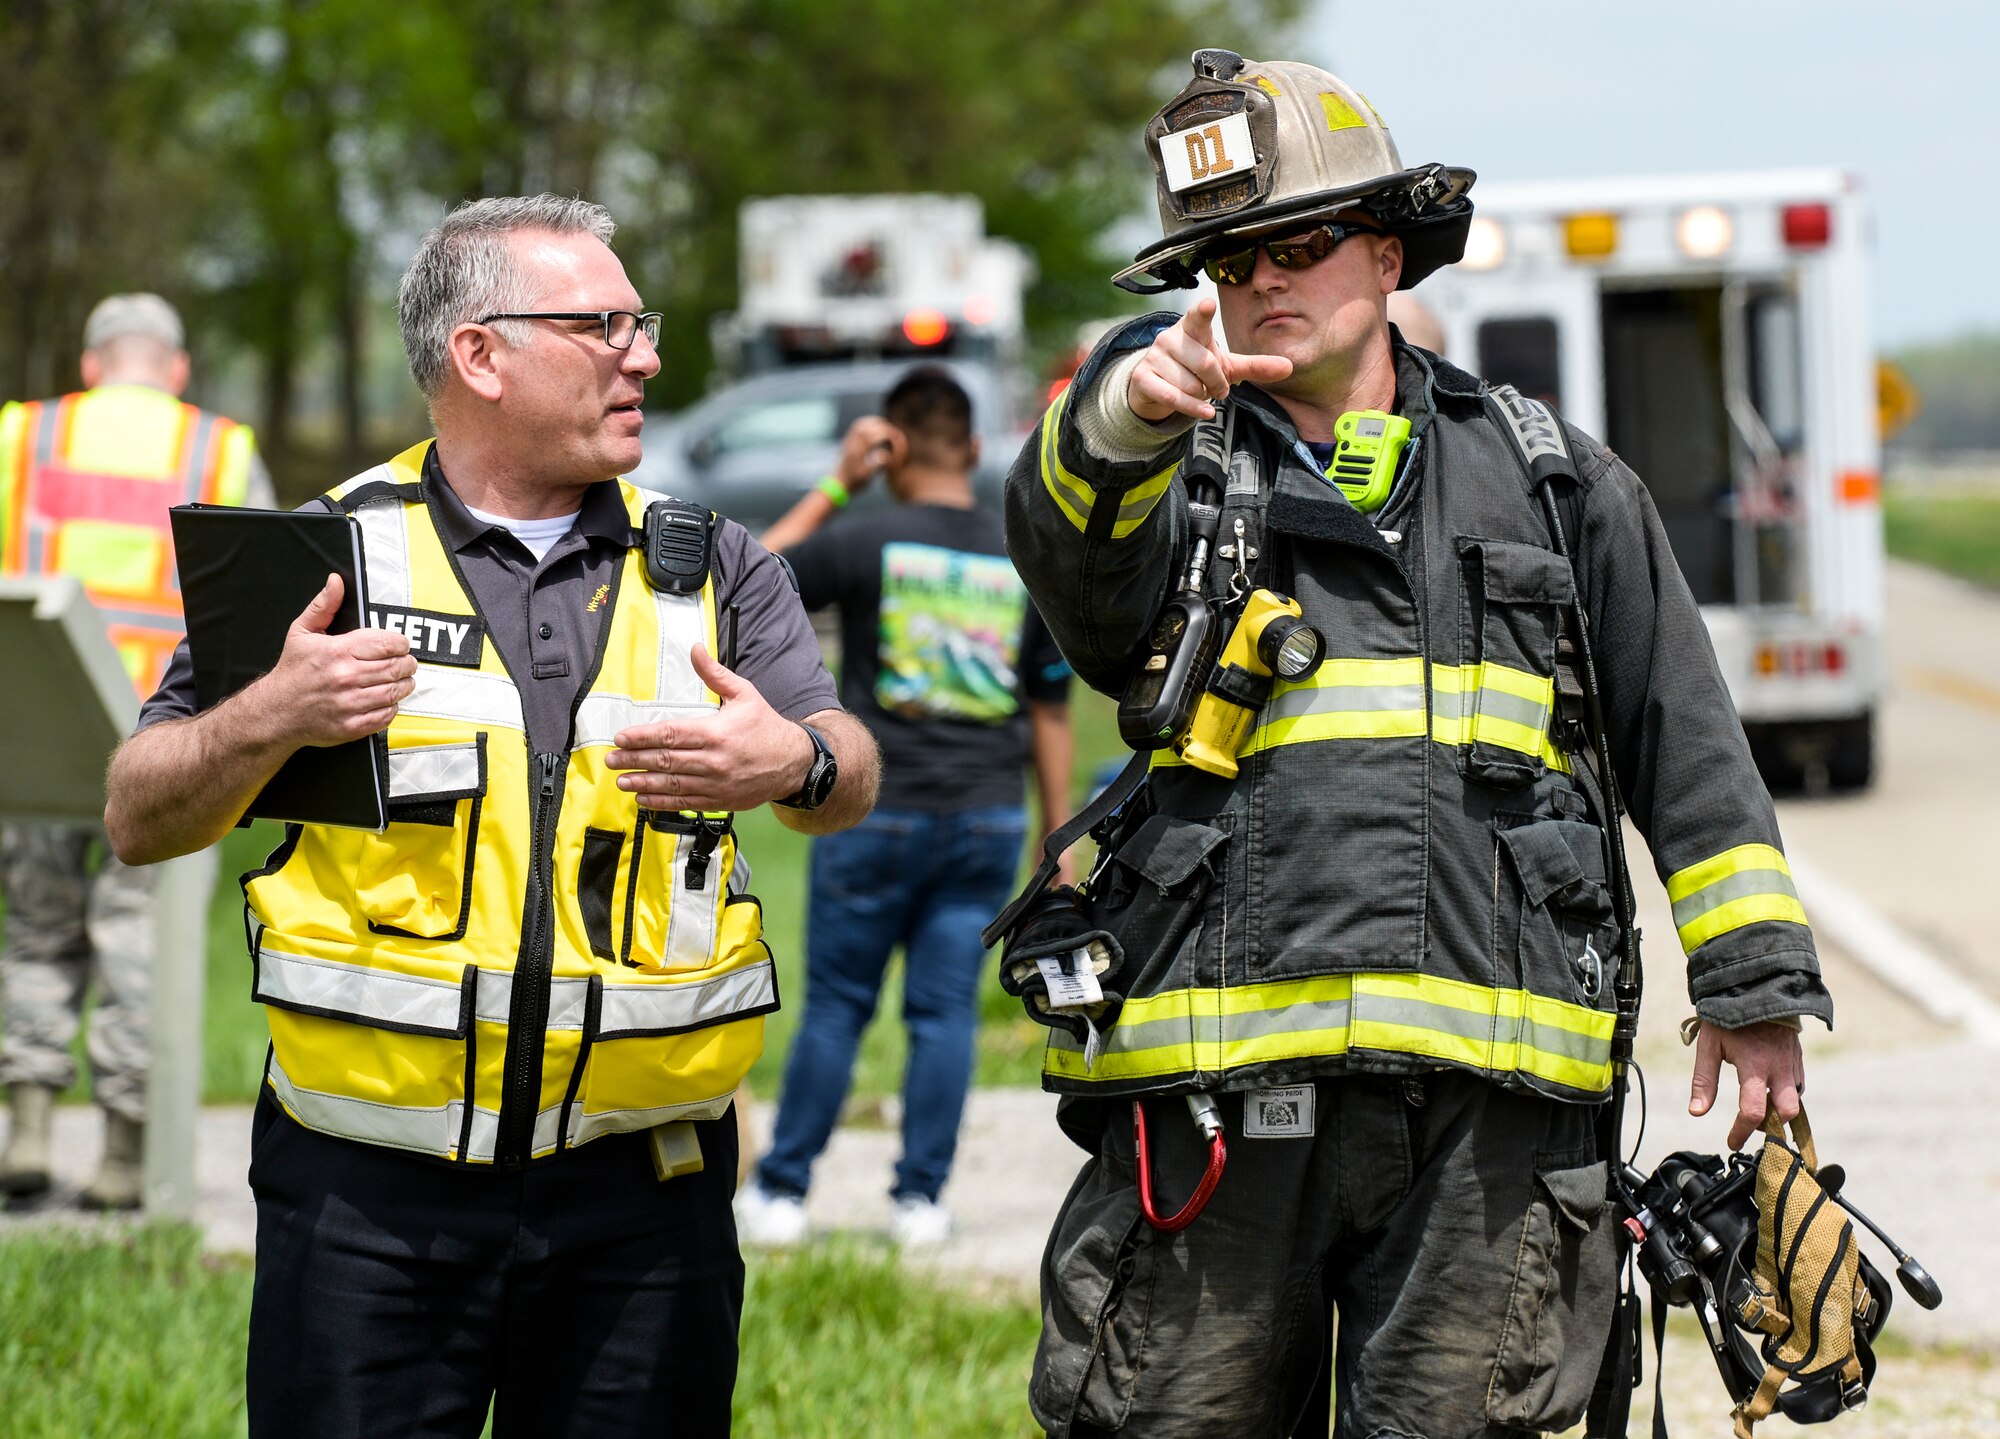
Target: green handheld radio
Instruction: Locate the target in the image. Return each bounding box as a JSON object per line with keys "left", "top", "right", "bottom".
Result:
{"left": 1325, "top": 410, "right": 1411, "bottom": 513}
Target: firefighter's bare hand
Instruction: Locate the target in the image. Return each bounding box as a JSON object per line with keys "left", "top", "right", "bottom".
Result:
{"left": 606, "top": 644, "right": 815, "bottom": 812}
{"left": 836, "top": 416, "right": 904, "bottom": 492}
{"left": 1128, "top": 298, "right": 1294, "bottom": 423}
{"left": 1688, "top": 1019, "right": 1806, "bottom": 1151}
{"left": 255, "top": 573, "right": 417, "bottom": 748}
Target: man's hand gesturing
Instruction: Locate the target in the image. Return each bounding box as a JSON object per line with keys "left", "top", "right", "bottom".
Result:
{"left": 606, "top": 645, "right": 814, "bottom": 812}
{"left": 1127, "top": 297, "right": 1295, "bottom": 423}
{"left": 256, "top": 573, "right": 417, "bottom": 747}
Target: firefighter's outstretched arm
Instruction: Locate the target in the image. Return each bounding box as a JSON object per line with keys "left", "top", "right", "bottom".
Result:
{"left": 1004, "top": 306, "right": 1289, "bottom": 694}
{"left": 1567, "top": 438, "right": 1830, "bottom": 1143}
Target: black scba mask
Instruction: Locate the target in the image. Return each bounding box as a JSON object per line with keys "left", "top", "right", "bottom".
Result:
{"left": 1622, "top": 1111, "right": 1939, "bottom": 1435}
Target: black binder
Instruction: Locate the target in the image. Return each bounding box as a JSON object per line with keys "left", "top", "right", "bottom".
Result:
{"left": 169, "top": 503, "right": 389, "bottom": 831}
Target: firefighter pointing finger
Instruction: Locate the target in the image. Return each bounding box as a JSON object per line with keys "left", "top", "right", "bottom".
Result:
{"left": 998, "top": 50, "right": 1831, "bottom": 1439}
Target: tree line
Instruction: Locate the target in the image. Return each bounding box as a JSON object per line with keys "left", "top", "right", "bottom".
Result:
{"left": 1, "top": 0, "right": 1299, "bottom": 498}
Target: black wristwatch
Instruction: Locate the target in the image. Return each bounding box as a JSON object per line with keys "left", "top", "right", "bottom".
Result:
{"left": 776, "top": 723, "right": 838, "bottom": 811}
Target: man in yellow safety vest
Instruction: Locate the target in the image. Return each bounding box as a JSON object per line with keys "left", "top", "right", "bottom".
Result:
{"left": 0, "top": 294, "right": 266, "bottom": 1209}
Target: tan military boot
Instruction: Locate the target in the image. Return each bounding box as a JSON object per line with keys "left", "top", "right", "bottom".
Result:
{"left": 0, "top": 1084, "right": 56, "bottom": 1198}
{"left": 80, "top": 1109, "right": 144, "bottom": 1211}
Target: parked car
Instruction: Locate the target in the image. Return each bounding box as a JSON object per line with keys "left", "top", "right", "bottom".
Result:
{"left": 629, "top": 360, "right": 1026, "bottom": 531}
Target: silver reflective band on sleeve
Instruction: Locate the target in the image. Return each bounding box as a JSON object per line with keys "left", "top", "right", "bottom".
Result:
{"left": 402, "top": 667, "right": 524, "bottom": 730}
{"left": 353, "top": 486, "right": 410, "bottom": 608}
{"left": 387, "top": 741, "right": 482, "bottom": 799}
{"left": 571, "top": 694, "right": 714, "bottom": 750}
{"left": 255, "top": 946, "right": 465, "bottom": 1034}
{"left": 596, "top": 959, "right": 777, "bottom": 1038}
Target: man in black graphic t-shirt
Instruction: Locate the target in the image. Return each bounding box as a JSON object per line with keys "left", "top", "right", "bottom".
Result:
{"left": 741, "top": 366, "right": 1073, "bottom": 1247}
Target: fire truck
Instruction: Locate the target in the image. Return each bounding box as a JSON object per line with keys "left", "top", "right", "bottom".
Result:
{"left": 1423, "top": 168, "right": 1884, "bottom": 790}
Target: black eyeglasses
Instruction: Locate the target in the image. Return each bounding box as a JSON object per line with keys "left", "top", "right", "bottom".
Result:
{"left": 476, "top": 310, "right": 664, "bottom": 350}
{"left": 1198, "top": 222, "right": 1385, "bottom": 287}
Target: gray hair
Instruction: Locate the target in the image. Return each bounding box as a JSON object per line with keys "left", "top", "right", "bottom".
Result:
{"left": 397, "top": 194, "right": 617, "bottom": 399}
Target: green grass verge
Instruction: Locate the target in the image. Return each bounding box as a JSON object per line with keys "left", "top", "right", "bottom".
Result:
{"left": 101, "top": 686, "right": 1128, "bottom": 1105}
{"left": 1884, "top": 488, "right": 2000, "bottom": 588}
{"left": 0, "top": 1226, "right": 1038, "bottom": 1439}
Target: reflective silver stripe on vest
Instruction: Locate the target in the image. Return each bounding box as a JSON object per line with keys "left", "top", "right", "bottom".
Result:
{"left": 569, "top": 1090, "right": 736, "bottom": 1149}
{"left": 402, "top": 666, "right": 524, "bottom": 730}
{"left": 23, "top": 403, "right": 63, "bottom": 573}
{"left": 387, "top": 740, "right": 482, "bottom": 799}
{"left": 597, "top": 958, "right": 777, "bottom": 1038}
{"left": 654, "top": 588, "right": 706, "bottom": 703}
{"left": 352, "top": 485, "right": 410, "bottom": 607}
{"left": 255, "top": 945, "right": 466, "bottom": 1035}
{"left": 472, "top": 968, "right": 590, "bottom": 1031}
{"left": 177, "top": 411, "right": 218, "bottom": 500}
{"left": 571, "top": 695, "right": 714, "bottom": 750}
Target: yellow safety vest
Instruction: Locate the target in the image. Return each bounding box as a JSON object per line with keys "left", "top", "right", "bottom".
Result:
{"left": 244, "top": 442, "right": 774, "bottom": 1165}
{"left": 0, "top": 385, "right": 257, "bottom": 694}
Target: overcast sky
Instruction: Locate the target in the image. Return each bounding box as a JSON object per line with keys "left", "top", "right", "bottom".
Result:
{"left": 1299, "top": 0, "right": 1993, "bottom": 348}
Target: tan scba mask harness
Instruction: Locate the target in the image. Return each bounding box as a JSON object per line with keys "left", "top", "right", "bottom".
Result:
{"left": 1623, "top": 1107, "right": 1940, "bottom": 1436}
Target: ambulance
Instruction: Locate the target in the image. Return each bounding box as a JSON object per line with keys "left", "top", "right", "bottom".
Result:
{"left": 1422, "top": 169, "right": 1883, "bottom": 789}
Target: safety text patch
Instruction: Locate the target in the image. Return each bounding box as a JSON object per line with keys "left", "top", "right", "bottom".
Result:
{"left": 1243, "top": 1085, "right": 1315, "bottom": 1139}
{"left": 368, "top": 605, "right": 485, "bottom": 668}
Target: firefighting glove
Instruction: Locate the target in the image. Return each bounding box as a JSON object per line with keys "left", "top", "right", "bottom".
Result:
{"left": 997, "top": 886, "right": 1125, "bottom": 1041}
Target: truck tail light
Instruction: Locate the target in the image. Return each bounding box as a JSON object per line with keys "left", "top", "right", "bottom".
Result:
{"left": 1563, "top": 212, "right": 1619, "bottom": 260}
{"left": 1460, "top": 216, "right": 1506, "bottom": 270}
{"left": 901, "top": 308, "right": 951, "bottom": 346}
{"left": 1782, "top": 203, "right": 1832, "bottom": 249}
{"left": 1754, "top": 641, "right": 1846, "bottom": 676}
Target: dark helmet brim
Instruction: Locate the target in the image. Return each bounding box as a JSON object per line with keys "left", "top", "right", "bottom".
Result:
{"left": 1113, "top": 165, "right": 1476, "bottom": 294}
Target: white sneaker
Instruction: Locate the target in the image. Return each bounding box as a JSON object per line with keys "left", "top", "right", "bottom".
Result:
{"left": 735, "top": 1181, "right": 809, "bottom": 1247}
{"left": 889, "top": 1194, "right": 953, "bottom": 1248}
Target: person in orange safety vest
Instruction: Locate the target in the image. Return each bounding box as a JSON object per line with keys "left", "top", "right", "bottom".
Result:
{"left": 0, "top": 293, "right": 268, "bottom": 1209}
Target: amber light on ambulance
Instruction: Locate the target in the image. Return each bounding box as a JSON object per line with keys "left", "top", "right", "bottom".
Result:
{"left": 1459, "top": 216, "right": 1506, "bottom": 271}
{"left": 1755, "top": 642, "right": 1846, "bottom": 678}
{"left": 1562, "top": 212, "right": 1619, "bottom": 260}
{"left": 901, "top": 308, "right": 951, "bottom": 346}
{"left": 1675, "top": 205, "right": 1733, "bottom": 259}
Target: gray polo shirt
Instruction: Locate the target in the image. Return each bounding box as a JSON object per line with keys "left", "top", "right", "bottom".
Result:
{"left": 137, "top": 445, "right": 839, "bottom": 751}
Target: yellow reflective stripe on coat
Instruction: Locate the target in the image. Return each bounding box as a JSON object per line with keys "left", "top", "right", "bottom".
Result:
{"left": 1037, "top": 389, "right": 1176, "bottom": 538}
{"left": 1666, "top": 843, "right": 1807, "bottom": 952}
{"left": 1045, "top": 970, "right": 1614, "bottom": 1094}
{"left": 1151, "top": 655, "right": 1567, "bottom": 771}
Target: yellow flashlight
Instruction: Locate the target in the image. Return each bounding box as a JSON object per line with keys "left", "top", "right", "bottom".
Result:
{"left": 1180, "top": 590, "right": 1324, "bottom": 779}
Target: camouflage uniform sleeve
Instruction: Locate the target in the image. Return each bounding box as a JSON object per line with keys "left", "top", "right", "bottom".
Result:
{"left": 1003, "top": 314, "right": 1192, "bottom": 696}
{"left": 1569, "top": 431, "right": 1834, "bottom": 1030}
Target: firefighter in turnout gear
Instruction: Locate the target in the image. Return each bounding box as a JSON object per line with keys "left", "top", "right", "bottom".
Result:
{"left": 104, "top": 197, "right": 878, "bottom": 1437}
{"left": 0, "top": 293, "right": 267, "bottom": 1210}
{"left": 1000, "top": 52, "right": 1829, "bottom": 1438}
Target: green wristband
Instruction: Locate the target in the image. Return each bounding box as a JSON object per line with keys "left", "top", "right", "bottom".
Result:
{"left": 816, "top": 474, "right": 851, "bottom": 508}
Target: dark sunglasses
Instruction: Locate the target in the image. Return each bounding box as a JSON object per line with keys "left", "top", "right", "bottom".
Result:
{"left": 1199, "top": 221, "right": 1385, "bottom": 286}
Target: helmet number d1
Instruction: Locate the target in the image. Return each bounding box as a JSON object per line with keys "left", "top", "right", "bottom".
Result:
{"left": 1159, "top": 112, "right": 1255, "bottom": 193}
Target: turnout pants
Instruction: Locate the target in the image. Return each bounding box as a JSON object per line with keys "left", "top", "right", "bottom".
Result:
{"left": 0, "top": 823, "right": 154, "bottom": 1118}
{"left": 1034, "top": 1072, "right": 1619, "bottom": 1439}
{"left": 247, "top": 1090, "right": 744, "bottom": 1439}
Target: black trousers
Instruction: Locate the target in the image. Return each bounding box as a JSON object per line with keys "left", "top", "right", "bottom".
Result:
{"left": 246, "top": 1089, "right": 743, "bottom": 1439}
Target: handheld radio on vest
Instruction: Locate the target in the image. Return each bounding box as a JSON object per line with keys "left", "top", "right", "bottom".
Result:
{"left": 641, "top": 499, "right": 714, "bottom": 595}
{"left": 1116, "top": 415, "right": 1230, "bottom": 749}
{"left": 1325, "top": 409, "right": 1410, "bottom": 514}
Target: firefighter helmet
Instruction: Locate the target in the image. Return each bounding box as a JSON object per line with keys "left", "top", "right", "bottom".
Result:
{"left": 1114, "top": 50, "right": 1475, "bottom": 295}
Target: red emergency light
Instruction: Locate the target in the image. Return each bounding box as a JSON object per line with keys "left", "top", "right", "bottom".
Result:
{"left": 1781, "top": 203, "right": 1832, "bottom": 249}
{"left": 901, "top": 308, "right": 951, "bottom": 346}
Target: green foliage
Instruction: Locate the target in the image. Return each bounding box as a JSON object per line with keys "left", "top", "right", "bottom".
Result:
{"left": 0, "top": 1226, "right": 252, "bottom": 1439}
{"left": 1887, "top": 330, "right": 2000, "bottom": 453}
{"left": 0, "top": 1226, "right": 1038, "bottom": 1438}
{"left": 1884, "top": 489, "right": 2000, "bottom": 588}
{"left": 0, "top": 2, "right": 1302, "bottom": 491}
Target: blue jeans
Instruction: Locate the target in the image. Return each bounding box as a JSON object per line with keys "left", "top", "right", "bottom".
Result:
{"left": 759, "top": 804, "right": 1026, "bottom": 1203}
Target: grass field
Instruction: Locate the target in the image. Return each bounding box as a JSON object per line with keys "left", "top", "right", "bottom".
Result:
{"left": 36, "top": 685, "right": 1127, "bottom": 1108}
{"left": 1884, "top": 487, "right": 2000, "bottom": 588}
{"left": 0, "top": 1224, "right": 1041, "bottom": 1439}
